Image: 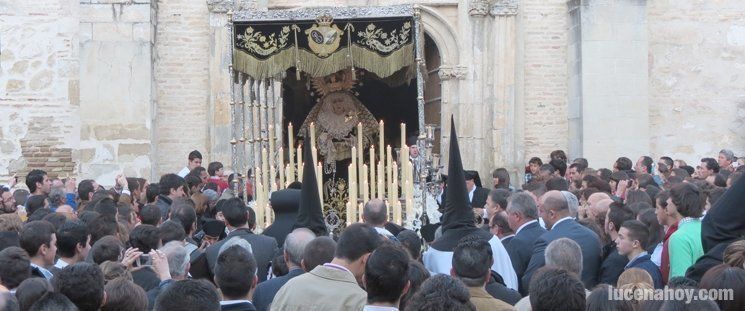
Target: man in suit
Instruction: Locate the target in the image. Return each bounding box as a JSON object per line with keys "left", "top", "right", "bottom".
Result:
{"left": 522, "top": 190, "right": 601, "bottom": 291}
{"left": 215, "top": 243, "right": 258, "bottom": 311}
{"left": 19, "top": 220, "right": 56, "bottom": 280}
{"left": 271, "top": 223, "right": 381, "bottom": 311}
{"left": 617, "top": 220, "right": 663, "bottom": 288}
{"left": 205, "top": 198, "right": 278, "bottom": 282}
{"left": 503, "top": 192, "right": 546, "bottom": 295}
{"left": 252, "top": 228, "right": 316, "bottom": 311}
{"left": 466, "top": 171, "right": 490, "bottom": 214}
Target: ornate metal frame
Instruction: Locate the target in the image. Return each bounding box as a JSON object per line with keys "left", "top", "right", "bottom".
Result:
{"left": 227, "top": 4, "right": 426, "bottom": 228}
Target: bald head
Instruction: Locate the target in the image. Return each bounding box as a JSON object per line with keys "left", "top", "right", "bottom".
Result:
{"left": 589, "top": 198, "right": 614, "bottom": 221}
{"left": 539, "top": 191, "right": 571, "bottom": 230}
{"left": 284, "top": 228, "right": 316, "bottom": 267}
{"left": 587, "top": 192, "right": 611, "bottom": 207}
{"left": 362, "top": 199, "right": 387, "bottom": 226}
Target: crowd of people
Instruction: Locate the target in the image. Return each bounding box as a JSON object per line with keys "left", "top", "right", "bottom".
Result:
{"left": 0, "top": 136, "right": 744, "bottom": 311}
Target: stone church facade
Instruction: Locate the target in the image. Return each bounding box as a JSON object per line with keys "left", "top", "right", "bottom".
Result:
{"left": 1, "top": 0, "right": 744, "bottom": 184}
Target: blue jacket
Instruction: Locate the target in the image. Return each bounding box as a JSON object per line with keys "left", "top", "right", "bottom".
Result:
{"left": 626, "top": 253, "right": 664, "bottom": 289}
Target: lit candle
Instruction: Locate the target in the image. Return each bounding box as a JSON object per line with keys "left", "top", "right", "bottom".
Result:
{"left": 316, "top": 162, "right": 323, "bottom": 211}
{"left": 386, "top": 145, "right": 392, "bottom": 199}
{"left": 288, "top": 123, "right": 295, "bottom": 181}
{"left": 357, "top": 123, "right": 363, "bottom": 194}
{"left": 377, "top": 161, "right": 384, "bottom": 200}
{"left": 310, "top": 122, "right": 316, "bottom": 149}
{"left": 379, "top": 120, "right": 384, "bottom": 163}
{"left": 369, "top": 146, "right": 376, "bottom": 199}
{"left": 297, "top": 146, "right": 303, "bottom": 180}
{"left": 362, "top": 165, "right": 369, "bottom": 202}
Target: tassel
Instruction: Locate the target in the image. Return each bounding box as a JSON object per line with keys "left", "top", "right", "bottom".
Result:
{"left": 345, "top": 23, "right": 356, "bottom": 80}
{"left": 292, "top": 25, "right": 301, "bottom": 80}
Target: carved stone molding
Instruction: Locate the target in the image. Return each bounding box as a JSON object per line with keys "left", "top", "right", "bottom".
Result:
{"left": 491, "top": 0, "right": 519, "bottom": 16}
{"left": 207, "top": 0, "right": 254, "bottom": 13}
{"left": 469, "top": 0, "right": 493, "bottom": 17}
{"left": 438, "top": 65, "right": 468, "bottom": 80}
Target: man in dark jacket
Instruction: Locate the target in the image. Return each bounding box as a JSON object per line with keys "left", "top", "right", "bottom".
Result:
{"left": 503, "top": 192, "right": 547, "bottom": 295}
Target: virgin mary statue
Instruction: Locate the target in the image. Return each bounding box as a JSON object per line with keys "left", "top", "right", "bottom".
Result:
{"left": 299, "top": 69, "right": 378, "bottom": 173}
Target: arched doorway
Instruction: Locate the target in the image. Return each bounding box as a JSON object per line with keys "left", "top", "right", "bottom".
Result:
{"left": 423, "top": 34, "right": 442, "bottom": 154}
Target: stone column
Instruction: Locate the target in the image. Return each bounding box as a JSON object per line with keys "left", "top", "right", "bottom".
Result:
{"left": 489, "top": 0, "right": 520, "bottom": 185}
{"left": 78, "top": 0, "right": 157, "bottom": 181}
{"left": 575, "top": 0, "right": 649, "bottom": 166}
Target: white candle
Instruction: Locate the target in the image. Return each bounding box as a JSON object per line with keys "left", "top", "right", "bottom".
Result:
{"left": 369, "top": 146, "right": 376, "bottom": 199}
{"left": 310, "top": 122, "right": 316, "bottom": 148}
{"left": 377, "top": 161, "right": 384, "bottom": 200}
{"left": 316, "top": 162, "right": 323, "bottom": 211}
{"left": 297, "top": 146, "right": 303, "bottom": 180}
{"left": 268, "top": 125, "right": 275, "bottom": 169}
{"left": 288, "top": 123, "right": 295, "bottom": 181}
{"left": 278, "top": 147, "right": 285, "bottom": 188}
{"left": 379, "top": 120, "right": 384, "bottom": 162}
{"left": 400, "top": 123, "right": 406, "bottom": 150}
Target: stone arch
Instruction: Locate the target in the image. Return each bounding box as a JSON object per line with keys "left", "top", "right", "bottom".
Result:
{"left": 419, "top": 6, "right": 459, "bottom": 67}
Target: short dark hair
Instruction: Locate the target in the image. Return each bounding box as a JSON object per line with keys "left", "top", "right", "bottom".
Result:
{"left": 335, "top": 223, "right": 381, "bottom": 261}
{"left": 539, "top": 164, "right": 556, "bottom": 175}
{"left": 365, "top": 245, "right": 410, "bottom": 304}
{"left": 25, "top": 195, "right": 47, "bottom": 216}
{"left": 659, "top": 156, "right": 674, "bottom": 169}
{"left": 56, "top": 221, "right": 89, "bottom": 259}
{"left": 491, "top": 168, "right": 510, "bottom": 189}
{"left": 636, "top": 174, "right": 655, "bottom": 189}
{"left": 90, "top": 236, "right": 122, "bottom": 265}
{"left": 669, "top": 182, "right": 704, "bottom": 218}
{"left": 16, "top": 277, "right": 53, "bottom": 311}
{"left": 55, "top": 262, "right": 105, "bottom": 311}
{"left": 42, "top": 213, "right": 68, "bottom": 231}
{"left": 545, "top": 177, "right": 569, "bottom": 191}
{"left": 170, "top": 203, "right": 197, "bottom": 235}
{"left": 397, "top": 230, "right": 422, "bottom": 260}
{"left": 701, "top": 158, "right": 720, "bottom": 173}
{"left": 28, "top": 292, "right": 78, "bottom": 311}
{"left": 362, "top": 199, "right": 387, "bottom": 226}
{"left": 400, "top": 261, "right": 431, "bottom": 311}
{"left": 405, "top": 274, "right": 474, "bottom": 311}
{"left": 19, "top": 221, "right": 55, "bottom": 257}
{"left": 491, "top": 213, "right": 512, "bottom": 235}
{"left": 159, "top": 220, "right": 186, "bottom": 245}
{"left": 621, "top": 220, "right": 650, "bottom": 250}
{"left": 103, "top": 277, "right": 148, "bottom": 311}
{"left": 452, "top": 235, "right": 492, "bottom": 287}
{"left": 0, "top": 246, "right": 31, "bottom": 289}
{"left": 569, "top": 162, "right": 587, "bottom": 173}
{"left": 221, "top": 198, "right": 248, "bottom": 227}
{"left": 615, "top": 157, "right": 633, "bottom": 171}
{"left": 188, "top": 150, "right": 203, "bottom": 161}
{"left": 529, "top": 157, "right": 543, "bottom": 166}
{"left": 640, "top": 156, "right": 654, "bottom": 173}
{"left": 549, "top": 158, "right": 567, "bottom": 177}
{"left": 699, "top": 264, "right": 745, "bottom": 311}
{"left": 215, "top": 245, "right": 257, "bottom": 299}
{"left": 129, "top": 224, "right": 160, "bottom": 253}
{"left": 78, "top": 179, "right": 95, "bottom": 201}
{"left": 154, "top": 279, "right": 220, "bottom": 311}
{"left": 139, "top": 204, "right": 161, "bottom": 226}
{"left": 87, "top": 215, "right": 118, "bottom": 245}
{"left": 25, "top": 170, "right": 47, "bottom": 194}
{"left": 529, "top": 267, "right": 585, "bottom": 311}
{"left": 487, "top": 189, "right": 510, "bottom": 210}
{"left": 145, "top": 183, "right": 159, "bottom": 204}
{"left": 159, "top": 174, "right": 185, "bottom": 196}
{"left": 93, "top": 197, "right": 118, "bottom": 219}
{"left": 185, "top": 174, "right": 202, "bottom": 192}
{"left": 607, "top": 202, "right": 634, "bottom": 232}
{"left": 302, "top": 236, "right": 336, "bottom": 272}
{"left": 550, "top": 150, "right": 567, "bottom": 162}
{"left": 573, "top": 157, "right": 589, "bottom": 167}
{"left": 207, "top": 162, "right": 223, "bottom": 176}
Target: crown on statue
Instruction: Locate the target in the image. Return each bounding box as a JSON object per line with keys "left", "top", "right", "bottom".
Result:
{"left": 311, "top": 68, "right": 357, "bottom": 98}
{"left": 316, "top": 14, "right": 334, "bottom": 26}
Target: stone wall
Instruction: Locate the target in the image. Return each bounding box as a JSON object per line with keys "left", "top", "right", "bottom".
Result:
{"left": 154, "top": 0, "right": 211, "bottom": 176}
{"left": 1, "top": 0, "right": 79, "bottom": 181}
{"left": 520, "top": 0, "right": 570, "bottom": 161}
{"left": 648, "top": 0, "right": 745, "bottom": 163}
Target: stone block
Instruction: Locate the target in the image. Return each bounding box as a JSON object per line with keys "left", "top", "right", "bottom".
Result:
{"left": 132, "top": 22, "right": 152, "bottom": 42}
{"left": 6, "top": 80, "right": 25, "bottom": 92}
{"left": 120, "top": 4, "right": 151, "bottom": 23}
{"left": 80, "top": 4, "right": 115, "bottom": 23}
{"left": 10, "top": 60, "right": 29, "bottom": 74}
{"left": 92, "top": 23, "right": 133, "bottom": 41}
{"left": 118, "top": 143, "right": 150, "bottom": 158}
{"left": 29, "top": 70, "right": 54, "bottom": 91}
{"left": 92, "top": 124, "right": 149, "bottom": 140}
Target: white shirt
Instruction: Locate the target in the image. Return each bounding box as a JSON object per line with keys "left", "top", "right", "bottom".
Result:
{"left": 500, "top": 234, "right": 515, "bottom": 242}
{"left": 31, "top": 263, "right": 53, "bottom": 280}
{"left": 363, "top": 306, "right": 399, "bottom": 311}
{"left": 54, "top": 258, "right": 71, "bottom": 270}
{"left": 177, "top": 166, "right": 190, "bottom": 177}
{"left": 468, "top": 187, "right": 476, "bottom": 203}
{"left": 220, "top": 300, "right": 252, "bottom": 306}
{"left": 515, "top": 219, "right": 538, "bottom": 235}
{"left": 550, "top": 216, "right": 574, "bottom": 230}
{"left": 625, "top": 251, "right": 649, "bottom": 269}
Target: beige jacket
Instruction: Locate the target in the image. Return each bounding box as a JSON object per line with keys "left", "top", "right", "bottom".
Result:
{"left": 270, "top": 265, "right": 366, "bottom": 311}
{"left": 468, "top": 286, "right": 515, "bottom": 311}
